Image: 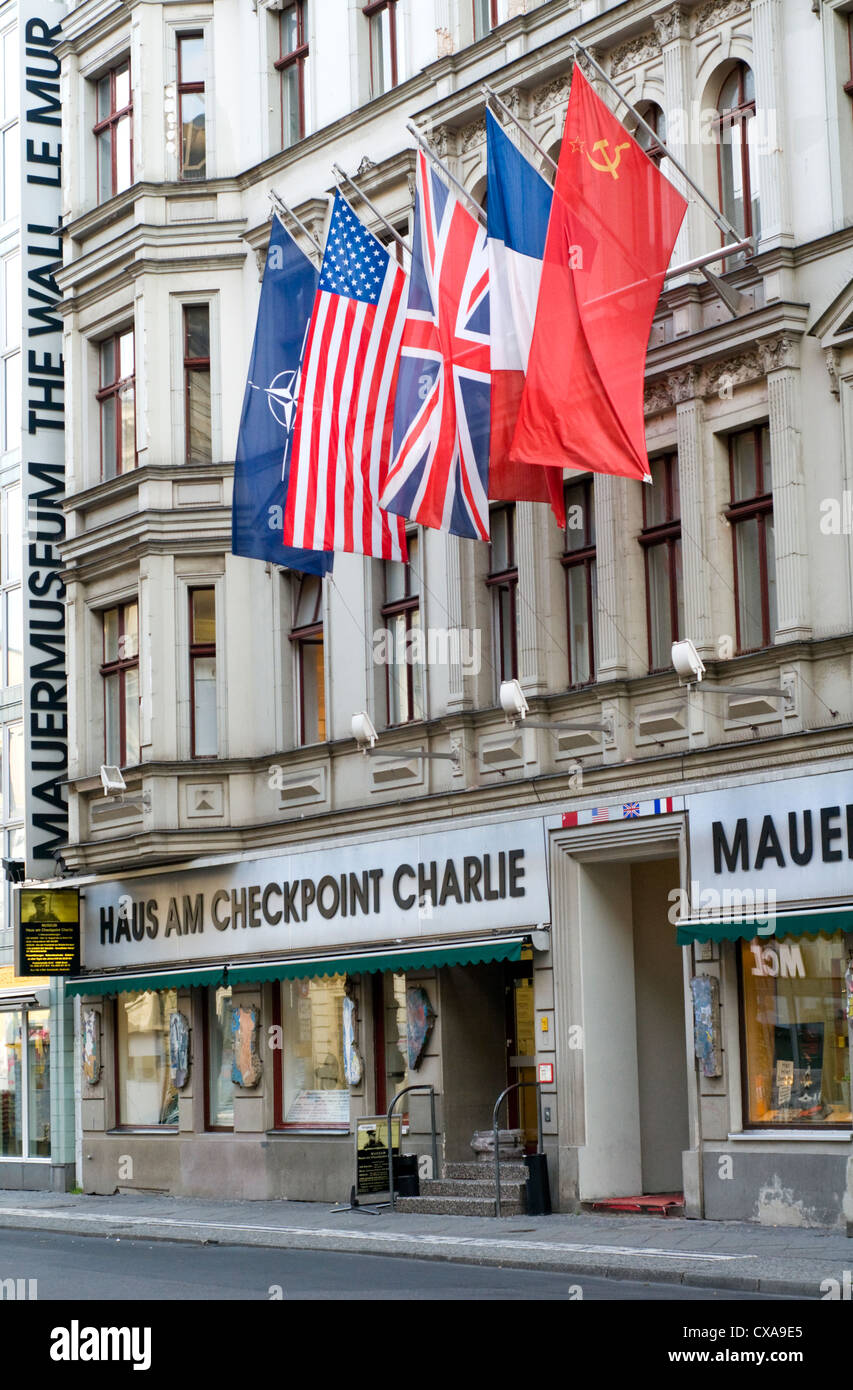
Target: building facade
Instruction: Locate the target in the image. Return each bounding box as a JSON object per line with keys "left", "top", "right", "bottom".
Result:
{"left": 51, "top": 0, "right": 853, "bottom": 1225}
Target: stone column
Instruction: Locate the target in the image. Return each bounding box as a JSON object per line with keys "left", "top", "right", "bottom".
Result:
{"left": 594, "top": 474, "right": 629, "bottom": 679}
{"left": 654, "top": 4, "right": 702, "bottom": 267}
{"left": 750, "top": 0, "right": 793, "bottom": 248}
{"left": 759, "top": 332, "right": 811, "bottom": 643}
{"left": 673, "top": 367, "right": 714, "bottom": 657}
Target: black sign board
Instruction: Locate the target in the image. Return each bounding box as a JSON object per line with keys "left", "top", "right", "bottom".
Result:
{"left": 355, "top": 1117, "right": 401, "bottom": 1197}
{"left": 16, "top": 888, "right": 80, "bottom": 976}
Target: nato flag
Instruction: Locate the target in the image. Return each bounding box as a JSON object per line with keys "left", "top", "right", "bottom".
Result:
{"left": 232, "top": 215, "right": 333, "bottom": 574}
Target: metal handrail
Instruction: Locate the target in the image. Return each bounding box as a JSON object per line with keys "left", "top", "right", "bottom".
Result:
{"left": 386, "top": 1084, "right": 438, "bottom": 1209}
{"left": 492, "top": 1080, "right": 544, "bottom": 1218}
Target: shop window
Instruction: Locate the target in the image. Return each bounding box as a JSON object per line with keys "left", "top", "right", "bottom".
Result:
{"left": 177, "top": 33, "right": 206, "bottom": 180}
{"left": 94, "top": 60, "right": 133, "bottom": 203}
{"left": 372, "top": 972, "right": 410, "bottom": 1118}
{"left": 189, "top": 588, "right": 217, "bottom": 758}
{"left": 290, "top": 573, "right": 325, "bottom": 745}
{"left": 0, "top": 1007, "right": 50, "bottom": 1157}
{"left": 274, "top": 975, "right": 350, "bottom": 1129}
{"left": 364, "top": 0, "right": 398, "bottom": 98}
{"left": 381, "top": 532, "right": 423, "bottom": 726}
{"left": 739, "top": 936, "right": 852, "bottom": 1128}
{"left": 473, "top": 0, "right": 499, "bottom": 39}
{"left": 276, "top": 1, "right": 308, "bottom": 148}
{"left": 640, "top": 454, "right": 683, "bottom": 671}
{"left": 635, "top": 102, "right": 667, "bottom": 168}
{"left": 116, "top": 989, "right": 178, "bottom": 1128}
{"left": 726, "top": 425, "right": 776, "bottom": 652}
{"left": 487, "top": 503, "right": 517, "bottom": 688}
{"left": 101, "top": 600, "right": 140, "bottom": 767}
{"left": 98, "top": 329, "right": 136, "bottom": 479}
{"left": 2, "top": 252, "right": 20, "bottom": 454}
{"left": 714, "top": 63, "right": 759, "bottom": 261}
{"left": 205, "top": 985, "right": 233, "bottom": 1129}
{"left": 562, "top": 478, "right": 597, "bottom": 686}
{"left": 183, "top": 304, "right": 211, "bottom": 464}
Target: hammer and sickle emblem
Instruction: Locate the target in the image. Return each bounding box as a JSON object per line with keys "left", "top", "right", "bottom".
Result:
{"left": 585, "top": 139, "right": 630, "bottom": 179}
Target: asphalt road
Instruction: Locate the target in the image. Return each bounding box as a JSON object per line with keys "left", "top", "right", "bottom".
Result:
{"left": 0, "top": 1229, "right": 795, "bottom": 1301}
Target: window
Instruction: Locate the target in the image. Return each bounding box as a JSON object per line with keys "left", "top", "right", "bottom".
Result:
{"left": 116, "top": 989, "right": 178, "bottom": 1127}
{"left": 740, "top": 935, "right": 852, "bottom": 1129}
{"left": 189, "top": 588, "right": 217, "bottom": 758}
{"left": 205, "top": 986, "right": 233, "bottom": 1129}
{"left": 183, "top": 305, "right": 211, "bottom": 464}
{"left": 101, "top": 600, "right": 140, "bottom": 767}
{"left": 274, "top": 975, "right": 350, "bottom": 1129}
{"left": 364, "top": 0, "right": 398, "bottom": 97}
{"left": 635, "top": 102, "right": 667, "bottom": 167}
{"left": 726, "top": 425, "right": 776, "bottom": 652}
{"left": 1, "top": 25, "right": 19, "bottom": 224}
{"left": 1, "top": 484, "right": 22, "bottom": 685}
{"left": 2, "top": 253, "right": 20, "bottom": 454}
{"left": 640, "top": 454, "right": 683, "bottom": 671}
{"left": 94, "top": 61, "right": 132, "bottom": 203}
{"left": 290, "top": 574, "right": 325, "bottom": 745}
{"left": 98, "top": 329, "right": 135, "bottom": 478}
{"left": 487, "top": 504, "right": 518, "bottom": 686}
{"left": 714, "top": 63, "right": 760, "bottom": 255}
{"left": 177, "top": 33, "right": 206, "bottom": 180}
{"left": 381, "top": 534, "right": 423, "bottom": 726}
{"left": 0, "top": 1008, "right": 50, "bottom": 1157}
{"left": 846, "top": 16, "right": 853, "bottom": 104}
{"left": 276, "top": 2, "right": 308, "bottom": 148}
{"left": 562, "top": 479, "right": 597, "bottom": 686}
{"left": 372, "top": 972, "right": 410, "bottom": 1117}
{"left": 473, "top": 0, "right": 499, "bottom": 40}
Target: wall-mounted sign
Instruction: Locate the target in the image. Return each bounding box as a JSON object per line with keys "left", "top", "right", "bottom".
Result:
{"left": 355, "top": 1116, "right": 401, "bottom": 1197}
{"left": 537, "top": 1061, "right": 554, "bottom": 1085}
{"left": 16, "top": 887, "right": 80, "bottom": 976}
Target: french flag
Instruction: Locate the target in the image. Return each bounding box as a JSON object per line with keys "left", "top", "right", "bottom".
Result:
{"left": 486, "top": 110, "right": 565, "bottom": 526}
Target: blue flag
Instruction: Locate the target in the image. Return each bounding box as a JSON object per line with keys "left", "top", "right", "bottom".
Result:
{"left": 232, "top": 215, "right": 332, "bottom": 575}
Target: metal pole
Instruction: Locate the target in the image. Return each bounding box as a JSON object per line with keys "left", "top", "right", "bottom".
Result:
{"left": 406, "top": 120, "right": 487, "bottom": 226}
{"left": 429, "top": 1088, "right": 438, "bottom": 1179}
{"left": 268, "top": 190, "right": 324, "bottom": 255}
{"left": 536, "top": 1082, "right": 543, "bottom": 1156}
{"left": 569, "top": 40, "right": 743, "bottom": 245}
{"left": 331, "top": 163, "right": 411, "bottom": 256}
{"left": 483, "top": 83, "right": 558, "bottom": 175}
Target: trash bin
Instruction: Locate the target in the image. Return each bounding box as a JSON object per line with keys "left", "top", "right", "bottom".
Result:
{"left": 393, "top": 1154, "right": 420, "bottom": 1197}
{"left": 524, "top": 1152, "right": 551, "bottom": 1216}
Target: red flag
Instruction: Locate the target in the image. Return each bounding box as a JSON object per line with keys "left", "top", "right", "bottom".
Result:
{"left": 510, "top": 67, "right": 687, "bottom": 482}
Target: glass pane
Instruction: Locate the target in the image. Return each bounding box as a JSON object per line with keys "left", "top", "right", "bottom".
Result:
{"left": 765, "top": 514, "right": 777, "bottom": 640}
{"left": 735, "top": 516, "right": 763, "bottom": 650}
{"left": 179, "top": 34, "right": 205, "bottom": 86}
{"left": 121, "top": 601, "right": 139, "bottom": 661}
{"left": 282, "top": 63, "right": 301, "bottom": 148}
{"left": 299, "top": 639, "right": 325, "bottom": 743}
{"left": 720, "top": 121, "right": 745, "bottom": 238}
{"left": 192, "top": 655, "right": 217, "bottom": 756}
{"left": 187, "top": 369, "right": 212, "bottom": 463}
{"left": 731, "top": 431, "right": 757, "bottom": 502}
{"left": 674, "top": 538, "right": 684, "bottom": 646}
{"left": 118, "top": 990, "right": 179, "bottom": 1127}
{"left": 740, "top": 935, "right": 852, "bottom": 1126}
{"left": 8, "top": 721, "right": 23, "bottom": 817}
{"left": 407, "top": 533, "right": 419, "bottom": 596}
{"left": 489, "top": 507, "right": 513, "bottom": 572}
{"left": 496, "top": 584, "right": 515, "bottom": 681}
{"left": 118, "top": 330, "right": 134, "bottom": 379}
{"left": 719, "top": 68, "right": 741, "bottom": 112}
{"left": 97, "top": 128, "right": 113, "bottom": 202}
{"left": 191, "top": 589, "right": 215, "bottom": 645}
{"left": 294, "top": 574, "right": 320, "bottom": 627}
{"left": 370, "top": 9, "right": 394, "bottom": 96}
{"left": 184, "top": 305, "right": 209, "bottom": 360}
{"left": 3, "top": 124, "right": 20, "bottom": 221}
{"left": 564, "top": 484, "right": 591, "bottom": 551}
{"left": 5, "top": 485, "right": 20, "bottom": 582}
{"left": 27, "top": 1010, "right": 50, "bottom": 1157}
{"left": 281, "top": 975, "right": 349, "bottom": 1127}
{"left": 3, "top": 30, "right": 18, "bottom": 122}
{"left": 100, "top": 398, "right": 117, "bottom": 478}
{"left": 384, "top": 973, "right": 410, "bottom": 1112}
{"left": 118, "top": 382, "right": 135, "bottom": 471}
{"left": 208, "top": 987, "right": 233, "bottom": 1127}
{"left": 567, "top": 565, "right": 591, "bottom": 684}
{"left": 760, "top": 425, "right": 772, "bottom": 493}
{"left": 100, "top": 337, "right": 115, "bottom": 388}
{"left": 96, "top": 73, "right": 112, "bottom": 121}
{"left": 0, "top": 1011, "right": 23, "bottom": 1156}
{"left": 473, "top": 0, "right": 492, "bottom": 40}
{"left": 410, "top": 609, "right": 424, "bottom": 721}
{"left": 114, "top": 64, "right": 131, "bottom": 111}
{"left": 281, "top": 5, "right": 300, "bottom": 55}
{"left": 388, "top": 612, "right": 407, "bottom": 725}
{"left": 180, "top": 93, "right": 206, "bottom": 179}
{"left": 115, "top": 114, "right": 132, "bottom": 193}
{"left": 747, "top": 116, "right": 761, "bottom": 241}
{"left": 124, "top": 664, "right": 140, "bottom": 765}
{"left": 6, "top": 588, "right": 22, "bottom": 684}
{"left": 644, "top": 459, "right": 669, "bottom": 528}
{"left": 104, "top": 671, "right": 120, "bottom": 764}
{"left": 4, "top": 253, "right": 21, "bottom": 349}
{"left": 647, "top": 542, "right": 672, "bottom": 671}
{"left": 4, "top": 351, "right": 20, "bottom": 451}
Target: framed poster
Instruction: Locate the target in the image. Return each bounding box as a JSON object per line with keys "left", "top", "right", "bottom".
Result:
{"left": 15, "top": 888, "right": 80, "bottom": 977}
{"left": 355, "top": 1116, "right": 402, "bottom": 1197}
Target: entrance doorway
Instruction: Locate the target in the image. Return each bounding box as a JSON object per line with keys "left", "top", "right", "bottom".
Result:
{"left": 505, "top": 951, "right": 538, "bottom": 1151}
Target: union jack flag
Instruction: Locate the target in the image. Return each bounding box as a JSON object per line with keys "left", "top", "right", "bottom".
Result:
{"left": 283, "top": 191, "right": 408, "bottom": 560}
{"left": 622, "top": 802, "right": 641, "bottom": 818}
{"left": 380, "top": 150, "right": 491, "bottom": 540}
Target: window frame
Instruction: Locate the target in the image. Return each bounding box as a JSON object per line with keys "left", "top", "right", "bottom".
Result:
{"left": 486, "top": 503, "right": 518, "bottom": 687}
{"left": 845, "top": 15, "right": 853, "bottom": 103}
{"left": 92, "top": 59, "right": 133, "bottom": 203}
{"left": 363, "top": 0, "right": 398, "bottom": 98}
{"left": 189, "top": 587, "right": 217, "bottom": 760}
{"left": 275, "top": 1, "right": 309, "bottom": 148}
{"left": 271, "top": 976, "right": 351, "bottom": 1132}
{"left": 381, "top": 536, "right": 422, "bottom": 727}
{"left": 113, "top": 990, "right": 179, "bottom": 1131}
{"left": 97, "top": 328, "right": 136, "bottom": 479}
{"left": 714, "top": 62, "right": 758, "bottom": 258}
{"left": 99, "top": 599, "right": 140, "bottom": 768}
{"left": 639, "top": 453, "right": 683, "bottom": 672}
{"left": 473, "top": 0, "right": 499, "bottom": 40}
{"left": 183, "top": 303, "right": 211, "bottom": 465}
{"left": 725, "top": 425, "right": 775, "bottom": 654}
{"left": 561, "top": 479, "right": 597, "bottom": 688}
{"left": 202, "top": 985, "right": 234, "bottom": 1132}
{"left": 635, "top": 102, "right": 667, "bottom": 168}
{"left": 289, "top": 573, "right": 326, "bottom": 746}
{"left": 176, "top": 31, "right": 206, "bottom": 181}
{"left": 0, "top": 1005, "right": 51, "bottom": 1158}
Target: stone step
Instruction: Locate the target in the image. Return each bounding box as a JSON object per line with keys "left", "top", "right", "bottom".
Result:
{"left": 444, "top": 1161, "right": 529, "bottom": 1181}
{"left": 394, "top": 1194, "right": 526, "bottom": 1217}
{"left": 419, "top": 1178, "right": 527, "bottom": 1199}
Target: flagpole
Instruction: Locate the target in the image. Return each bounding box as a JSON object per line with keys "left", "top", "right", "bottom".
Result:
{"left": 331, "top": 163, "right": 411, "bottom": 257}
{"left": 569, "top": 39, "right": 744, "bottom": 246}
{"left": 268, "top": 190, "right": 324, "bottom": 255}
{"left": 482, "top": 83, "right": 558, "bottom": 176}
{"left": 406, "top": 120, "right": 487, "bottom": 226}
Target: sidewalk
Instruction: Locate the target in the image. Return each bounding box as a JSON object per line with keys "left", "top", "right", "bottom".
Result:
{"left": 0, "top": 1188, "right": 849, "bottom": 1297}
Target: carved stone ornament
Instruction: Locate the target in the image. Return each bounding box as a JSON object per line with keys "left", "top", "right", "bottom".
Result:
{"left": 698, "top": 350, "right": 763, "bottom": 398}
{"left": 670, "top": 366, "right": 697, "bottom": 403}
{"left": 644, "top": 379, "right": 673, "bottom": 415}
{"left": 355, "top": 154, "right": 376, "bottom": 177}
{"left": 824, "top": 346, "right": 841, "bottom": 398}
{"left": 611, "top": 31, "right": 662, "bottom": 76}
{"left": 425, "top": 123, "right": 453, "bottom": 160}
{"left": 532, "top": 72, "right": 570, "bottom": 115}
{"left": 758, "top": 332, "right": 800, "bottom": 374}
{"left": 461, "top": 116, "right": 486, "bottom": 152}
{"left": 693, "top": 0, "right": 751, "bottom": 35}
{"left": 653, "top": 4, "right": 690, "bottom": 45}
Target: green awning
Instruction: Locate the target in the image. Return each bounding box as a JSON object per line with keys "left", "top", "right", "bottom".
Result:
{"left": 677, "top": 906, "right": 853, "bottom": 947}
{"left": 64, "top": 937, "right": 525, "bottom": 996}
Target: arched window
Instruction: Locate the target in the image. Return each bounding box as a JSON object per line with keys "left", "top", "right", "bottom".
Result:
{"left": 634, "top": 102, "right": 667, "bottom": 167}
{"left": 714, "top": 63, "right": 760, "bottom": 247}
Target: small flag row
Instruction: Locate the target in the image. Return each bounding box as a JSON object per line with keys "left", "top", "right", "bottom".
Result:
{"left": 561, "top": 796, "right": 676, "bottom": 828}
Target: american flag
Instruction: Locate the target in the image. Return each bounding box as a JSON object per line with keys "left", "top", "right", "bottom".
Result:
{"left": 590, "top": 807, "right": 609, "bottom": 822}
{"left": 283, "top": 191, "right": 408, "bottom": 560}
{"left": 379, "top": 150, "right": 491, "bottom": 540}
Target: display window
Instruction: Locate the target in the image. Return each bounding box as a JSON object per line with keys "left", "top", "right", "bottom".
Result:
{"left": 372, "top": 972, "right": 410, "bottom": 1119}
{"left": 116, "top": 989, "right": 178, "bottom": 1128}
{"left": 274, "top": 975, "right": 350, "bottom": 1129}
{"left": 739, "top": 935, "right": 852, "bottom": 1127}
{"left": 0, "top": 1007, "right": 50, "bottom": 1157}
{"left": 205, "top": 985, "right": 234, "bottom": 1129}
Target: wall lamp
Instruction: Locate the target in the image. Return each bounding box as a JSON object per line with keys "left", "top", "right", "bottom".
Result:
{"left": 671, "top": 640, "right": 788, "bottom": 698}
{"left": 351, "top": 712, "right": 461, "bottom": 773}
{"left": 499, "top": 679, "right": 613, "bottom": 737}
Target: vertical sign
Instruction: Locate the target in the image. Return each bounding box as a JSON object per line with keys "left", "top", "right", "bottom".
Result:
{"left": 19, "top": 2, "right": 67, "bottom": 879}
